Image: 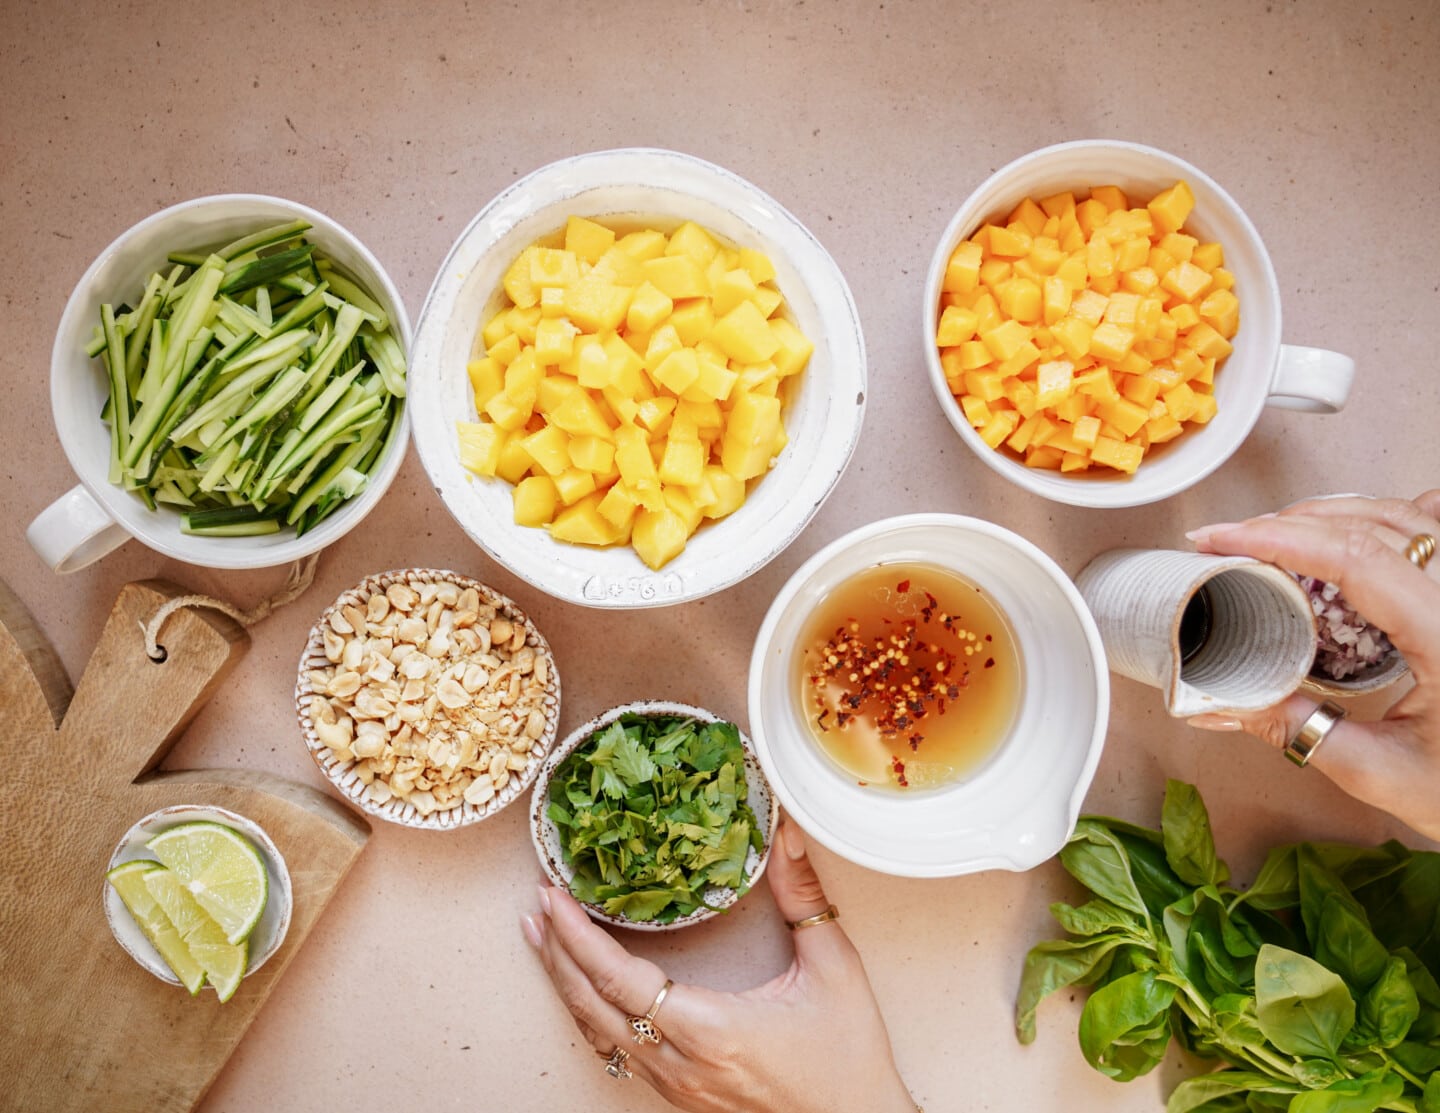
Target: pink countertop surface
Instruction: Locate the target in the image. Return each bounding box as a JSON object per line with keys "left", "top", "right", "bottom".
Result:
{"left": 3, "top": 1, "right": 1437, "bottom": 1110}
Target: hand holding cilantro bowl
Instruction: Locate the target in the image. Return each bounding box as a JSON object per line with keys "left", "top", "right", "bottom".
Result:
{"left": 531, "top": 703, "right": 776, "bottom": 928}
{"left": 1187, "top": 490, "right": 1440, "bottom": 842}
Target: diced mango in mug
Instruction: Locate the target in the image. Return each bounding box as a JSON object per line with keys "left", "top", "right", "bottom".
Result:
{"left": 1184, "top": 322, "right": 1233, "bottom": 360}
{"left": 1190, "top": 393, "right": 1218, "bottom": 423}
{"left": 1198, "top": 288, "right": 1240, "bottom": 338}
{"left": 1025, "top": 444, "right": 1066, "bottom": 470}
{"left": 979, "top": 409, "right": 1020, "bottom": 448}
{"left": 553, "top": 468, "right": 598, "bottom": 506}
{"left": 529, "top": 248, "right": 580, "bottom": 290}
{"left": 1089, "top": 323, "right": 1136, "bottom": 363}
{"left": 506, "top": 305, "right": 542, "bottom": 344}
{"left": 961, "top": 394, "right": 992, "bottom": 427}
{"left": 1147, "top": 181, "right": 1195, "bottom": 235}
{"left": 1090, "top": 435, "right": 1144, "bottom": 474}
{"left": 1098, "top": 398, "right": 1150, "bottom": 438}
{"left": 944, "top": 240, "right": 984, "bottom": 293}
{"left": 937, "top": 305, "right": 979, "bottom": 347}
{"left": 1034, "top": 361, "right": 1075, "bottom": 409}
{"left": 1054, "top": 391, "right": 1089, "bottom": 426}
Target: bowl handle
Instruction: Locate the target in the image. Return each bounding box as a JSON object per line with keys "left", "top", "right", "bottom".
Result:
{"left": 1266, "top": 344, "right": 1354, "bottom": 414}
{"left": 26, "top": 485, "right": 130, "bottom": 573}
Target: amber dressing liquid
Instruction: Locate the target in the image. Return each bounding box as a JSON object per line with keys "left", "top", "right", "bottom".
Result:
{"left": 795, "top": 562, "right": 1023, "bottom": 790}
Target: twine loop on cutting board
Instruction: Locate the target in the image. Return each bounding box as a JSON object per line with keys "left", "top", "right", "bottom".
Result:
{"left": 141, "top": 553, "right": 321, "bottom": 661}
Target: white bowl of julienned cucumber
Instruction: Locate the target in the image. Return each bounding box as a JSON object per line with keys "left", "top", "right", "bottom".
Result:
{"left": 29, "top": 194, "right": 412, "bottom": 573}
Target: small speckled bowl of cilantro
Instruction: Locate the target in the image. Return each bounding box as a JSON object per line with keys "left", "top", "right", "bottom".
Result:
{"left": 529, "top": 700, "right": 778, "bottom": 931}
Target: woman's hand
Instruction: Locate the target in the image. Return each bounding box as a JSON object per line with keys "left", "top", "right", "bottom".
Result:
{"left": 1186, "top": 490, "right": 1440, "bottom": 841}
{"left": 521, "top": 820, "right": 917, "bottom": 1113}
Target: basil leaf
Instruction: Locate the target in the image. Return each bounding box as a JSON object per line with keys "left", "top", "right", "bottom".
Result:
{"left": 1015, "top": 934, "right": 1134, "bottom": 1043}
{"left": 1353, "top": 955, "right": 1418, "bottom": 1049}
{"left": 1061, "top": 821, "right": 1151, "bottom": 921}
{"left": 1163, "top": 779, "right": 1230, "bottom": 887}
{"left": 1254, "top": 944, "right": 1356, "bottom": 1058}
{"left": 1423, "top": 1072, "right": 1440, "bottom": 1113}
{"left": 1298, "top": 846, "right": 1389, "bottom": 992}
{"left": 1078, "top": 969, "right": 1177, "bottom": 1080}
{"left": 1285, "top": 1068, "right": 1404, "bottom": 1113}
{"left": 1050, "top": 899, "right": 1148, "bottom": 940}
{"left": 1234, "top": 845, "right": 1299, "bottom": 912}
{"left": 1351, "top": 852, "right": 1440, "bottom": 976}
{"left": 1293, "top": 1060, "right": 1348, "bottom": 1089}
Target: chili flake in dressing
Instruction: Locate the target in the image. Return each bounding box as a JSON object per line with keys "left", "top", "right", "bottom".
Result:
{"left": 796, "top": 562, "right": 1022, "bottom": 790}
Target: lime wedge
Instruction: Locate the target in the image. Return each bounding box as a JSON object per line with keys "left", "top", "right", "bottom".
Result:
{"left": 143, "top": 867, "right": 249, "bottom": 1003}
{"left": 146, "top": 822, "right": 268, "bottom": 945}
{"left": 106, "top": 860, "right": 206, "bottom": 995}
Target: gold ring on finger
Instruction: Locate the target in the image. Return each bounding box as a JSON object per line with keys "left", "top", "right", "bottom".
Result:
{"left": 627, "top": 978, "right": 672, "bottom": 1046}
{"left": 597, "top": 1047, "right": 632, "bottom": 1079}
{"left": 787, "top": 904, "right": 840, "bottom": 931}
{"left": 1404, "top": 532, "right": 1436, "bottom": 570}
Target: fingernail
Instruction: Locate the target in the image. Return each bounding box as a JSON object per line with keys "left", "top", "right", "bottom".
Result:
{"left": 1188, "top": 714, "right": 1243, "bottom": 732}
{"left": 782, "top": 821, "right": 806, "bottom": 861}
{"left": 536, "top": 885, "right": 553, "bottom": 916}
{"left": 520, "top": 913, "right": 544, "bottom": 949}
{"left": 1184, "top": 522, "right": 1240, "bottom": 543}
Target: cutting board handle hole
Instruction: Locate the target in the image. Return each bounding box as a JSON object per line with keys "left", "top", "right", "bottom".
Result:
{"left": 148, "top": 646, "right": 168, "bottom": 664}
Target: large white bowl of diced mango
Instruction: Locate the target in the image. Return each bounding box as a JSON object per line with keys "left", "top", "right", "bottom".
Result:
{"left": 409, "top": 148, "right": 867, "bottom": 608}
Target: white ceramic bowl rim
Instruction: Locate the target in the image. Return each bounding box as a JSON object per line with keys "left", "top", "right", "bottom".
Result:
{"left": 529, "top": 698, "right": 777, "bottom": 932}
{"left": 748, "top": 513, "right": 1109, "bottom": 877}
{"left": 923, "top": 139, "right": 1283, "bottom": 509}
{"left": 48, "top": 193, "right": 412, "bottom": 569}
{"left": 408, "top": 147, "right": 866, "bottom": 608}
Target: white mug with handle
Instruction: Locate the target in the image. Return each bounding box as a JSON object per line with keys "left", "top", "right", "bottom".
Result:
{"left": 923, "top": 139, "right": 1355, "bottom": 508}
{"left": 26, "top": 194, "right": 412, "bottom": 573}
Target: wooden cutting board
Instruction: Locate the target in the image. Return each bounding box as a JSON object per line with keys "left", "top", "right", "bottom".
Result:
{"left": 0, "top": 577, "right": 370, "bottom": 1113}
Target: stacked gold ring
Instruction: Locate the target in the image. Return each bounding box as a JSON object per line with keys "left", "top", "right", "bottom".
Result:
{"left": 1405, "top": 532, "right": 1436, "bottom": 570}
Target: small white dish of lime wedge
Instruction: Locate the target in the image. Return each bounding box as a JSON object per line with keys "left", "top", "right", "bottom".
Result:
{"left": 103, "top": 805, "right": 292, "bottom": 996}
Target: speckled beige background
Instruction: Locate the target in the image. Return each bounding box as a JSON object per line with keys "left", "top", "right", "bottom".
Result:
{"left": 3, "top": 1, "right": 1437, "bottom": 1110}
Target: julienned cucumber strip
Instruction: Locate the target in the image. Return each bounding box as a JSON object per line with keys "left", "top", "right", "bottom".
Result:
{"left": 90, "top": 226, "right": 404, "bottom": 532}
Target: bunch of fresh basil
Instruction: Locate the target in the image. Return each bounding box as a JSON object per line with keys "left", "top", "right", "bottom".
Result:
{"left": 1018, "top": 780, "right": 1440, "bottom": 1112}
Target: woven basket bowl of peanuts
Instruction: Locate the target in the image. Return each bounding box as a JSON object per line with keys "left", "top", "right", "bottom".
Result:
{"left": 296, "top": 568, "right": 561, "bottom": 830}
